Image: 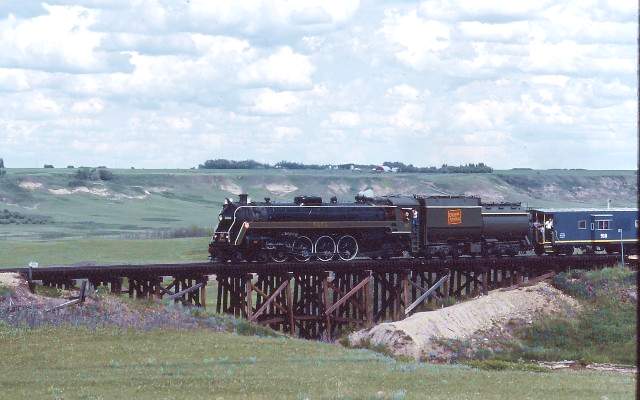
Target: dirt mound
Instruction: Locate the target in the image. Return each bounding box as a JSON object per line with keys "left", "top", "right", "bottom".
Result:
{"left": 0, "top": 273, "right": 225, "bottom": 331}
{"left": 349, "top": 282, "right": 579, "bottom": 360}
{"left": 0, "top": 273, "right": 47, "bottom": 305}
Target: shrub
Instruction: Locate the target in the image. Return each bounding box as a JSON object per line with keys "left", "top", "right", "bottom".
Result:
{"left": 44, "top": 164, "right": 54, "bottom": 168}
{"left": 466, "top": 359, "right": 547, "bottom": 373}
{"left": 74, "top": 167, "right": 114, "bottom": 181}
{"left": 75, "top": 167, "right": 93, "bottom": 180}
{"left": 97, "top": 168, "right": 113, "bottom": 181}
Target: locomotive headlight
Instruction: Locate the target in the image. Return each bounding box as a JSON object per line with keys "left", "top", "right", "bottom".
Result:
{"left": 218, "top": 214, "right": 223, "bottom": 221}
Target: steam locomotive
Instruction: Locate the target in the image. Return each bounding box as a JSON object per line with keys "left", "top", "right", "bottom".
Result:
{"left": 208, "top": 193, "right": 638, "bottom": 262}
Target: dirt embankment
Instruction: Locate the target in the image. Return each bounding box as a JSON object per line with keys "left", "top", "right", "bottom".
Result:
{"left": 0, "top": 273, "right": 225, "bottom": 331}
{"left": 348, "top": 282, "right": 579, "bottom": 361}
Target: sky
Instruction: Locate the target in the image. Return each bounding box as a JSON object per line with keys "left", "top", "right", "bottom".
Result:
{"left": 0, "top": 0, "right": 637, "bottom": 169}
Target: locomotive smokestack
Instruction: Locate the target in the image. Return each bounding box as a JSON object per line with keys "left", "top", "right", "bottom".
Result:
{"left": 239, "top": 194, "right": 248, "bottom": 205}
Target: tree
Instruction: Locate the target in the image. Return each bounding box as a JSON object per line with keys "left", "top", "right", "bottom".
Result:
{"left": 75, "top": 167, "right": 114, "bottom": 181}
{"left": 0, "top": 158, "right": 5, "bottom": 177}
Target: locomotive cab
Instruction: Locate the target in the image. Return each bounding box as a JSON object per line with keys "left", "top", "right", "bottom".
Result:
{"left": 210, "top": 199, "right": 238, "bottom": 254}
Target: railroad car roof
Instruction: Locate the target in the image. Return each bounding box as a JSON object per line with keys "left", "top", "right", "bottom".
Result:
{"left": 532, "top": 208, "right": 638, "bottom": 213}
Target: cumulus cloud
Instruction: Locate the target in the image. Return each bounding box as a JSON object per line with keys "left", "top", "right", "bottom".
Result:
{"left": 248, "top": 89, "right": 302, "bottom": 115}
{"left": 380, "top": 9, "right": 451, "bottom": 70}
{"left": 329, "top": 111, "right": 360, "bottom": 127}
{"left": 0, "top": 0, "right": 635, "bottom": 169}
{"left": 238, "top": 47, "right": 314, "bottom": 89}
{"left": 389, "top": 104, "right": 429, "bottom": 132}
{"left": 70, "top": 98, "right": 104, "bottom": 114}
{"left": 0, "top": 5, "right": 132, "bottom": 73}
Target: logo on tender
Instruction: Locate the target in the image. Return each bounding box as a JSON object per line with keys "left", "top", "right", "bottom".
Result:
{"left": 447, "top": 209, "right": 462, "bottom": 225}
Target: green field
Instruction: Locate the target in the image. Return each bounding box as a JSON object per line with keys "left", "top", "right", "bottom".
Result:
{"left": 0, "top": 237, "right": 209, "bottom": 268}
{"left": 0, "top": 168, "right": 636, "bottom": 241}
{"left": 0, "top": 326, "right": 633, "bottom": 400}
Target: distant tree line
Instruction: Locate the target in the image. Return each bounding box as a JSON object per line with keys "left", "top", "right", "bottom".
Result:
{"left": 198, "top": 159, "right": 493, "bottom": 173}
{"left": 274, "top": 161, "right": 327, "bottom": 170}
{"left": 382, "top": 161, "right": 493, "bottom": 173}
{"left": 198, "top": 159, "right": 269, "bottom": 169}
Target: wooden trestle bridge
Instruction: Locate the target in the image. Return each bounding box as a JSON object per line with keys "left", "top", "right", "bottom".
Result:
{"left": 8, "top": 254, "right": 626, "bottom": 339}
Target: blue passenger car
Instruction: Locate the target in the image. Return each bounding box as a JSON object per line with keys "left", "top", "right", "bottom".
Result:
{"left": 530, "top": 208, "right": 639, "bottom": 255}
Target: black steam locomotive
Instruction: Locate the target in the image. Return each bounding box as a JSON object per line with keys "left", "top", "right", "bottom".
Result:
{"left": 209, "top": 193, "right": 532, "bottom": 262}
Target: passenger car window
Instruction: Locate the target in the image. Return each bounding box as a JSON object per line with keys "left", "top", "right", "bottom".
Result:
{"left": 596, "top": 220, "right": 610, "bottom": 230}
{"left": 578, "top": 220, "right": 586, "bottom": 229}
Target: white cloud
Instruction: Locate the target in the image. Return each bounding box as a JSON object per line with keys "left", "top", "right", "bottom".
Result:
{"left": 249, "top": 89, "right": 301, "bottom": 115}
{"left": 71, "top": 98, "right": 104, "bottom": 114}
{"left": 458, "top": 21, "right": 530, "bottom": 43}
{"left": 329, "top": 111, "right": 360, "bottom": 127}
{"left": 0, "top": 5, "right": 131, "bottom": 73}
{"left": 239, "top": 47, "right": 314, "bottom": 89}
{"left": 380, "top": 9, "right": 450, "bottom": 70}
{"left": 273, "top": 126, "right": 301, "bottom": 140}
{"left": 388, "top": 104, "right": 428, "bottom": 132}
{"left": 386, "top": 84, "right": 424, "bottom": 100}
{"left": 419, "top": 1, "right": 549, "bottom": 22}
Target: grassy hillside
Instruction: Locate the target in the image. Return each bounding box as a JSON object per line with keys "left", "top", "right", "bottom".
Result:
{"left": 509, "top": 267, "right": 637, "bottom": 364}
{"left": 0, "top": 168, "right": 635, "bottom": 241}
{"left": 0, "top": 326, "right": 633, "bottom": 400}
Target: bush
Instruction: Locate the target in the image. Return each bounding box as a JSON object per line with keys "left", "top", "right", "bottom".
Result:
{"left": 466, "top": 359, "right": 547, "bottom": 373}
{"left": 44, "top": 164, "right": 54, "bottom": 168}
{"left": 0, "top": 210, "right": 50, "bottom": 225}
{"left": 75, "top": 167, "right": 93, "bottom": 180}
{"left": 553, "top": 267, "right": 636, "bottom": 300}
{"left": 74, "top": 167, "right": 114, "bottom": 181}
{"left": 97, "top": 168, "right": 113, "bottom": 181}
{"left": 66, "top": 165, "right": 74, "bottom": 169}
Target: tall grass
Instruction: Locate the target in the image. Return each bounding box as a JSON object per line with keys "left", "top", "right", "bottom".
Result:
{"left": 501, "top": 267, "right": 637, "bottom": 364}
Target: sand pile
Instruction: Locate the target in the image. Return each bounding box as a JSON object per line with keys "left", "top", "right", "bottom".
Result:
{"left": 349, "top": 282, "right": 579, "bottom": 360}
